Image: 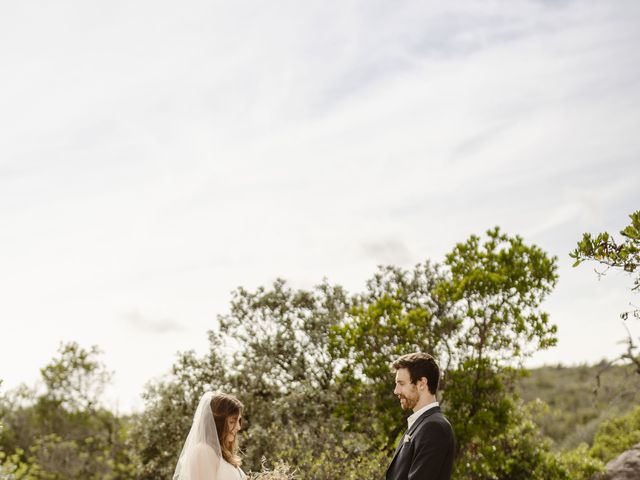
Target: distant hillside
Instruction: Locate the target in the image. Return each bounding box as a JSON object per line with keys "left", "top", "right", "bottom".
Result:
{"left": 517, "top": 362, "right": 640, "bottom": 450}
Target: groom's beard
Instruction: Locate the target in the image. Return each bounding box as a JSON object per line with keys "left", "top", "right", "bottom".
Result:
{"left": 398, "top": 390, "right": 419, "bottom": 410}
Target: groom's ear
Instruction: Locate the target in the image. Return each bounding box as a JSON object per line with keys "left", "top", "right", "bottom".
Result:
{"left": 418, "top": 376, "right": 428, "bottom": 391}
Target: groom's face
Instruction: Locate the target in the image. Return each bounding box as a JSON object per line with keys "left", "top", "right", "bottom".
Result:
{"left": 394, "top": 368, "right": 419, "bottom": 410}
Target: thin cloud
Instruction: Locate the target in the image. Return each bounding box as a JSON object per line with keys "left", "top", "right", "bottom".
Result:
{"left": 362, "top": 240, "right": 414, "bottom": 266}
{"left": 122, "top": 308, "right": 185, "bottom": 334}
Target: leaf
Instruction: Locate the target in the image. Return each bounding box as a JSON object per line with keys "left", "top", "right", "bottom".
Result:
{"left": 621, "top": 225, "right": 640, "bottom": 240}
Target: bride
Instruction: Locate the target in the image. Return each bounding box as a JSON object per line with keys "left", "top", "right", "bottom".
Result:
{"left": 173, "top": 392, "right": 247, "bottom": 480}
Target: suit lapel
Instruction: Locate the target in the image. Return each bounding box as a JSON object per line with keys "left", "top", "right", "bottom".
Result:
{"left": 387, "top": 406, "right": 441, "bottom": 470}
{"left": 407, "top": 405, "right": 440, "bottom": 437}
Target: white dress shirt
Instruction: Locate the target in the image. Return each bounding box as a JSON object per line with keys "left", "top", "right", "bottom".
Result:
{"left": 407, "top": 401, "right": 439, "bottom": 430}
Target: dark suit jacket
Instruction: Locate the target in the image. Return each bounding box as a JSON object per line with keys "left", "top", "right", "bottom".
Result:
{"left": 386, "top": 406, "right": 455, "bottom": 480}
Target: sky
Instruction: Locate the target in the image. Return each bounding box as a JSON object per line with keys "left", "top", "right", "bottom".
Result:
{"left": 1, "top": 0, "right": 639, "bottom": 413}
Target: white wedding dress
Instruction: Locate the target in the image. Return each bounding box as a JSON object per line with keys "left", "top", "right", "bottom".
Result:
{"left": 218, "top": 457, "right": 246, "bottom": 480}
{"left": 174, "top": 392, "right": 247, "bottom": 480}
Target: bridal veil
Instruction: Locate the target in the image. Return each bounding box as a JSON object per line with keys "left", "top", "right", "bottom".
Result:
{"left": 173, "top": 391, "right": 223, "bottom": 480}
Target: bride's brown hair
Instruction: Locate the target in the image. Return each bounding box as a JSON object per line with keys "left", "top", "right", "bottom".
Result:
{"left": 210, "top": 393, "right": 244, "bottom": 467}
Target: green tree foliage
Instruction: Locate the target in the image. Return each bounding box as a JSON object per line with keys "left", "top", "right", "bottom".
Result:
{"left": 590, "top": 405, "right": 640, "bottom": 463}
{"left": 453, "top": 399, "right": 604, "bottom": 480}
{"left": 456, "top": 399, "right": 563, "bottom": 480}
{"left": 442, "top": 229, "right": 558, "bottom": 475}
{"left": 0, "top": 342, "right": 135, "bottom": 479}
{"left": 40, "top": 343, "right": 112, "bottom": 412}
{"left": 0, "top": 449, "right": 43, "bottom": 479}
{"left": 331, "top": 228, "right": 559, "bottom": 478}
{"left": 214, "top": 280, "right": 386, "bottom": 475}
{"left": 571, "top": 210, "right": 640, "bottom": 298}
{"left": 571, "top": 210, "right": 640, "bottom": 373}
{"left": 329, "top": 262, "right": 457, "bottom": 446}
{"left": 555, "top": 443, "right": 605, "bottom": 480}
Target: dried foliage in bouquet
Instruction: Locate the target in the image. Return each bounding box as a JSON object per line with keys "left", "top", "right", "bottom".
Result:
{"left": 248, "top": 458, "right": 297, "bottom": 480}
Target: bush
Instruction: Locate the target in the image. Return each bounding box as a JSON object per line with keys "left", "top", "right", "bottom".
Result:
{"left": 556, "top": 443, "right": 604, "bottom": 480}
{"left": 590, "top": 405, "right": 640, "bottom": 463}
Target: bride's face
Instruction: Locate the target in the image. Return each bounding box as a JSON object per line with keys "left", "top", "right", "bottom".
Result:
{"left": 226, "top": 414, "right": 242, "bottom": 443}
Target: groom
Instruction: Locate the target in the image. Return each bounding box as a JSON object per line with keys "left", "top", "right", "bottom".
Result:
{"left": 386, "top": 352, "right": 455, "bottom": 480}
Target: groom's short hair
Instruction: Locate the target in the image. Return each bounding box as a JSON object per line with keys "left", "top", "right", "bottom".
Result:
{"left": 391, "top": 352, "right": 440, "bottom": 394}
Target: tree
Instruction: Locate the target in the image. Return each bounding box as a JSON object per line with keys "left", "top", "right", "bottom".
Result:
{"left": 0, "top": 342, "right": 134, "bottom": 479}
{"left": 571, "top": 210, "right": 640, "bottom": 318}
{"left": 215, "top": 279, "right": 383, "bottom": 475}
{"left": 40, "top": 342, "right": 112, "bottom": 412}
{"left": 570, "top": 210, "right": 640, "bottom": 291}
{"left": 329, "top": 262, "right": 458, "bottom": 446}
{"left": 332, "top": 228, "right": 559, "bottom": 479}
{"left": 571, "top": 210, "right": 640, "bottom": 374}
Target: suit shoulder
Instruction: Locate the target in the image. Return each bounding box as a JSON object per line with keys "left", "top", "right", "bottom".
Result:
{"left": 433, "top": 411, "right": 453, "bottom": 426}
{"left": 416, "top": 412, "right": 454, "bottom": 439}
